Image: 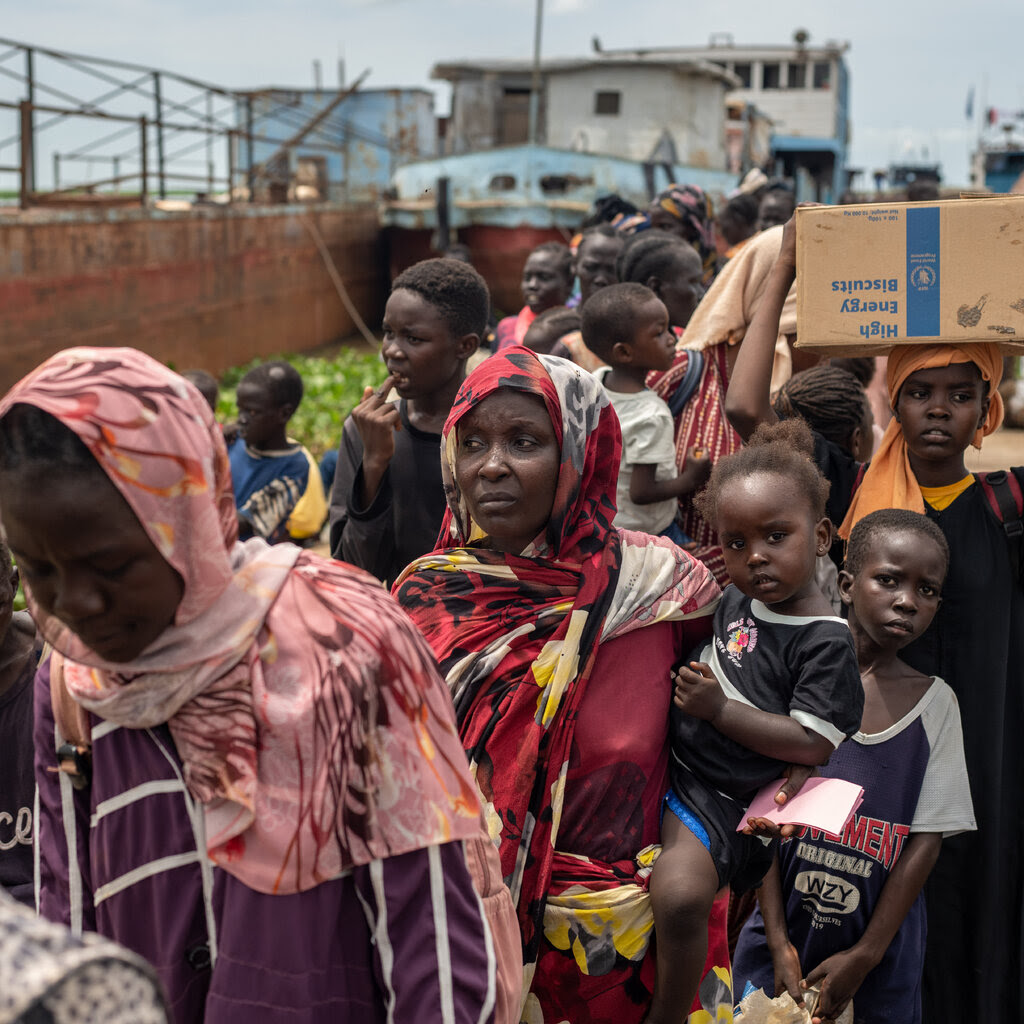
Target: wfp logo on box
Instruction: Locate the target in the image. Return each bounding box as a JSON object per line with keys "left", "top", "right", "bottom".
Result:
{"left": 910, "top": 264, "right": 937, "bottom": 291}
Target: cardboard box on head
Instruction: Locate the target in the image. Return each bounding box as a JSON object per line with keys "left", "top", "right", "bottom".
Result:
{"left": 794, "top": 196, "right": 1024, "bottom": 355}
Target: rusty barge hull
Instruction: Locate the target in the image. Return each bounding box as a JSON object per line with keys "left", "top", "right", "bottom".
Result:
{"left": 0, "top": 201, "right": 384, "bottom": 392}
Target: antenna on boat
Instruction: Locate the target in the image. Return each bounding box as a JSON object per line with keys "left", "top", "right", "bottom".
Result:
{"left": 528, "top": 0, "right": 544, "bottom": 145}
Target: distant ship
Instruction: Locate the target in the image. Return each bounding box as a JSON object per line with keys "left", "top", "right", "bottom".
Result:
{"left": 971, "top": 108, "right": 1024, "bottom": 192}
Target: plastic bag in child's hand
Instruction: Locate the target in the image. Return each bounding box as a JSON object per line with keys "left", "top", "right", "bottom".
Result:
{"left": 735, "top": 987, "right": 852, "bottom": 1024}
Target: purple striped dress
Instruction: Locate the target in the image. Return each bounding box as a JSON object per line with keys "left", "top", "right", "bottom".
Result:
{"left": 34, "top": 660, "right": 499, "bottom": 1024}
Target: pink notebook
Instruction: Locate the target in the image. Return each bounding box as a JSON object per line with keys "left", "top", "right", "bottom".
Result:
{"left": 737, "top": 777, "right": 864, "bottom": 835}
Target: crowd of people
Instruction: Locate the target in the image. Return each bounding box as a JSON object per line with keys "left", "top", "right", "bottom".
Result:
{"left": 0, "top": 176, "right": 1020, "bottom": 1024}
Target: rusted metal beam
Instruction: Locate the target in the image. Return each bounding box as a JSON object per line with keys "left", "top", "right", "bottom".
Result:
{"left": 227, "top": 129, "right": 235, "bottom": 202}
{"left": 153, "top": 72, "right": 166, "bottom": 198}
{"left": 19, "top": 100, "right": 32, "bottom": 208}
{"left": 24, "top": 46, "right": 35, "bottom": 191}
{"left": 140, "top": 116, "right": 148, "bottom": 205}
{"left": 45, "top": 170, "right": 140, "bottom": 194}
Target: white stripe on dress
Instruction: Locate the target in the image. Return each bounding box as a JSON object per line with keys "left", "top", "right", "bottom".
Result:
{"left": 148, "top": 728, "right": 218, "bottom": 966}
{"left": 708, "top": 644, "right": 756, "bottom": 708}
{"left": 465, "top": 841, "right": 497, "bottom": 1024}
{"left": 55, "top": 722, "right": 83, "bottom": 936}
{"left": 369, "top": 858, "right": 397, "bottom": 1024}
{"left": 90, "top": 779, "right": 187, "bottom": 827}
{"left": 93, "top": 851, "right": 202, "bottom": 905}
{"left": 429, "top": 844, "right": 456, "bottom": 1024}
{"left": 90, "top": 719, "right": 120, "bottom": 741}
{"left": 32, "top": 784, "right": 40, "bottom": 914}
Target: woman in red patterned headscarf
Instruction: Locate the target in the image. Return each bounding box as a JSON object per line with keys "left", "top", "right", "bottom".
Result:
{"left": 395, "top": 347, "right": 734, "bottom": 1024}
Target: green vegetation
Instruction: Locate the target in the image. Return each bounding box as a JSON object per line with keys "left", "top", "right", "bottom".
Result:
{"left": 216, "top": 348, "right": 386, "bottom": 457}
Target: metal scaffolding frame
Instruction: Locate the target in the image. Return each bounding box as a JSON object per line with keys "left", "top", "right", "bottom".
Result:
{"left": 0, "top": 37, "right": 394, "bottom": 209}
{"left": 0, "top": 38, "right": 245, "bottom": 206}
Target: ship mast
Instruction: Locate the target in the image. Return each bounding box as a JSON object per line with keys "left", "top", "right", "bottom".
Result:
{"left": 527, "top": 0, "right": 544, "bottom": 145}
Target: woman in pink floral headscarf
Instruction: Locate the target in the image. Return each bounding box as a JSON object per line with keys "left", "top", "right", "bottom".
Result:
{"left": 0, "top": 347, "right": 519, "bottom": 1024}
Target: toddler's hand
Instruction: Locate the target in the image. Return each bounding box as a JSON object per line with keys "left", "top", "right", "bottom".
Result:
{"left": 681, "top": 446, "right": 711, "bottom": 488}
{"left": 741, "top": 815, "right": 785, "bottom": 838}
{"left": 672, "top": 661, "right": 726, "bottom": 722}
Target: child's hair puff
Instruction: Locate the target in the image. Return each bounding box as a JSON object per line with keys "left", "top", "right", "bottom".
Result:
{"left": 696, "top": 418, "right": 830, "bottom": 523}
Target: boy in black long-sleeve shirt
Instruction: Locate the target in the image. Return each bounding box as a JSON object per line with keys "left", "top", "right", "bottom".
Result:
{"left": 329, "top": 258, "right": 488, "bottom": 585}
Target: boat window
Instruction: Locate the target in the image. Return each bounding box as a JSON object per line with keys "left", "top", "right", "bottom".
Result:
{"left": 732, "top": 62, "right": 752, "bottom": 88}
{"left": 813, "top": 61, "right": 832, "bottom": 89}
{"left": 762, "top": 62, "right": 781, "bottom": 89}
{"left": 594, "top": 91, "right": 621, "bottom": 116}
{"left": 787, "top": 62, "right": 807, "bottom": 89}
{"left": 540, "top": 174, "right": 592, "bottom": 194}
{"left": 489, "top": 175, "right": 517, "bottom": 191}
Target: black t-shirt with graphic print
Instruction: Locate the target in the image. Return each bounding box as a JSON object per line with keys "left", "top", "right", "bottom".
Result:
{"left": 669, "top": 585, "right": 863, "bottom": 806}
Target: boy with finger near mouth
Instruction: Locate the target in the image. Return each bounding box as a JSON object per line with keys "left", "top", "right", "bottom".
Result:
{"left": 329, "top": 258, "right": 487, "bottom": 586}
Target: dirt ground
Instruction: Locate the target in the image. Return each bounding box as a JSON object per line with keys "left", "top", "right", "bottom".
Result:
{"left": 966, "top": 426, "right": 1024, "bottom": 472}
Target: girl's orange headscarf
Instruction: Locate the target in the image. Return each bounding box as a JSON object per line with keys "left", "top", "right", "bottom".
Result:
{"left": 838, "top": 343, "right": 1005, "bottom": 538}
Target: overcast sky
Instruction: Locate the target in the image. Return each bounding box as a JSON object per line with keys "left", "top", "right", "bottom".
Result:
{"left": 4, "top": 0, "right": 1024, "bottom": 186}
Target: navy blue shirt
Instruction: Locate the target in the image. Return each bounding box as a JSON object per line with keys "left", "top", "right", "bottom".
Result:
{"left": 733, "top": 680, "right": 975, "bottom": 1024}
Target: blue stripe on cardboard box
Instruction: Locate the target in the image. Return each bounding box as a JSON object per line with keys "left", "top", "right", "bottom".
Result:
{"left": 906, "top": 207, "right": 940, "bottom": 336}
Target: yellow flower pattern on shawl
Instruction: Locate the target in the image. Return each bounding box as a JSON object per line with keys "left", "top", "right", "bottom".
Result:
{"left": 542, "top": 846, "right": 661, "bottom": 973}
{"left": 531, "top": 607, "right": 582, "bottom": 726}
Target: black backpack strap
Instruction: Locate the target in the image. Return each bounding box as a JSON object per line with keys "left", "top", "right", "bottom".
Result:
{"left": 977, "top": 470, "right": 1024, "bottom": 583}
